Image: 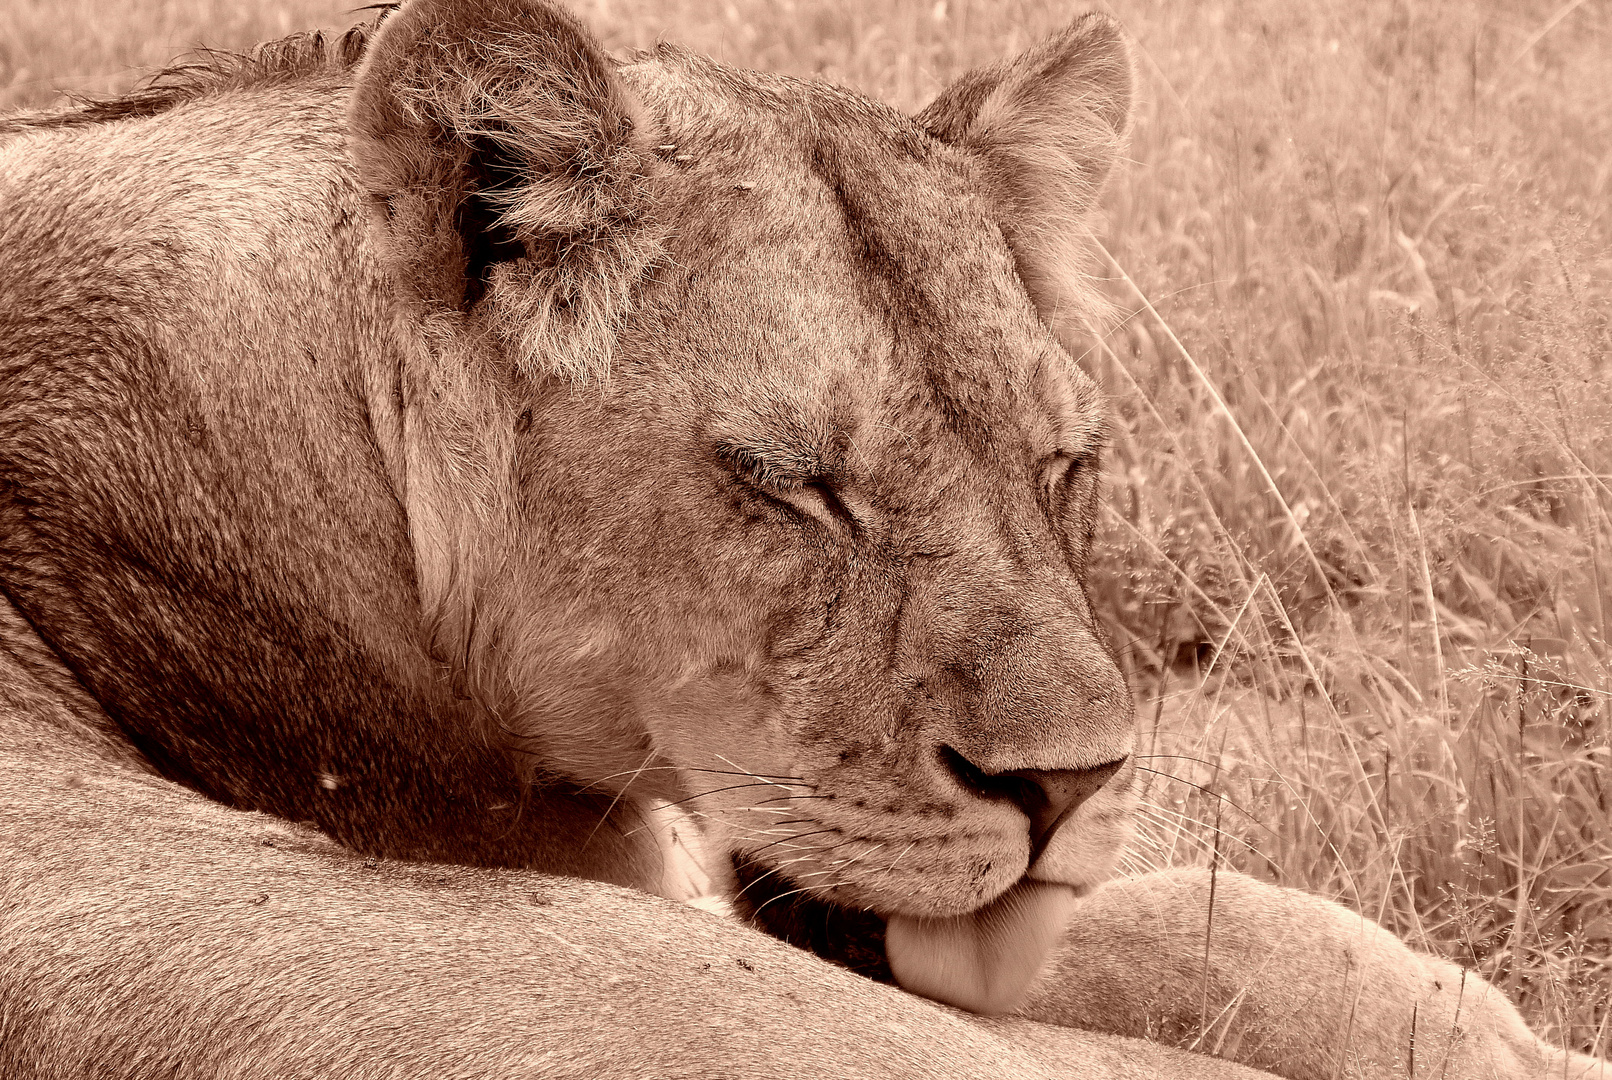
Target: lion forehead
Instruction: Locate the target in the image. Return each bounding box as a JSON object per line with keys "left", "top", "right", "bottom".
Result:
{"left": 617, "top": 51, "right": 1101, "bottom": 463}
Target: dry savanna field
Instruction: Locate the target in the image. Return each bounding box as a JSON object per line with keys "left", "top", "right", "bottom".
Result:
{"left": 5, "top": 0, "right": 1609, "bottom": 1055}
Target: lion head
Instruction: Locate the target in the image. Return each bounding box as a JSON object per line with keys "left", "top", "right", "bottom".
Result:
{"left": 347, "top": 0, "right": 1137, "bottom": 1009}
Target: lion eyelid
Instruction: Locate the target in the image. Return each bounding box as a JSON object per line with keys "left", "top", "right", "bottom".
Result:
{"left": 772, "top": 479, "right": 857, "bottom": 532}
{"left": 1040, "top": 449, "right": 1094, "bottom": 494}
{"left": 803, "top": 479, "right": 854, "bottom": 522}
{"left": 717, "top": 447, "right": 856, "bottom": 532}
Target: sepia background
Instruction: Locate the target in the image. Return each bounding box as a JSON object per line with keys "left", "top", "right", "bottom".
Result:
{"left": 5, "top": 0, "right": 1608, "bottom": 1053}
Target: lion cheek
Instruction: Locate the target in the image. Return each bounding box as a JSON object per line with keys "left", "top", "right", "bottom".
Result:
{"left": 637, "top": 669, "right": 799, "bottom": 799}
{"left": 885, "top": 879, "right": 1081, "bottom": 1016}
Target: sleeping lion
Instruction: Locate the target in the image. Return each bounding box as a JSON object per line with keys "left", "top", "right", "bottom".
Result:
{"left": 0, "top": 0, "right": 1601, "bottom": 1076}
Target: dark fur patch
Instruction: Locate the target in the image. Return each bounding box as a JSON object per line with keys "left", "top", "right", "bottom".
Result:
{"left": 455, "top": 134, "right": 534, "bottom": 310}
{"left": 731, "top": 853, "right": 894, "bottom": 984}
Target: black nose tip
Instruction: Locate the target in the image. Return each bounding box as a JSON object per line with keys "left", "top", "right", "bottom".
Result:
{"left": 942, "top": 749, "right": 1127, "bottom": 865}
{"left": 1001, "top": 761, "right": 1126, "bottom": 863}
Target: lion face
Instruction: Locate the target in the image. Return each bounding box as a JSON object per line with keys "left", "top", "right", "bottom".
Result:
{"left": 457, "top": 58, "right": 1135, "bottom": 921}
{"left": 349, "top": 0, "right": 1136, "bottom": 936}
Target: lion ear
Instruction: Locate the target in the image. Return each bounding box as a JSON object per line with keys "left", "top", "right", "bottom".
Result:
{"left": 348, "top": 0, "right": 661, "bottom": 381}
{"left": 917, "top": 14, "right": 1132, "bottom": 332}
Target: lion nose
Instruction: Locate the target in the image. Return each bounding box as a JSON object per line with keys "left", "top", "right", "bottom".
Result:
{"left": 1000, "top": 762, "right": 1126, "bottom": 863}
{"left": 942, "top": 749, "right": 1126, "bottom": 865}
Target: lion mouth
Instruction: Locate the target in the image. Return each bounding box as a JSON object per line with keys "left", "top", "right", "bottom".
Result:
{"left": 689, "top": 753, "right": 1134, "bottom": 1013}
{"left": 729, "top": 851, "right": 1084, "bottom": 1014}
{"left": 728, "top": 852, "right": 896, "bottom": 983}
{"left": 884, "top": 877, "right": 1083, "bottom": 1014}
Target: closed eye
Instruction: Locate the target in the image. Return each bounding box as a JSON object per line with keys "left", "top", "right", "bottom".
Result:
{"left": 772, "top": 479, "right": 856, "bottom": 530}
{"left": 1040, "top": 451, "right": 1093, "bottom": 497}
{"left": 719, "top": 445, "right": 857, "bottom": 532}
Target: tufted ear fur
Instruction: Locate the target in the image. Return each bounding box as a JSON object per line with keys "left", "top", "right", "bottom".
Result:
{"left": 918, "top": 14, "right": 1132, "bottom": 338}
{"left": 348, "top": 0, "right": 663, "bottom": 381}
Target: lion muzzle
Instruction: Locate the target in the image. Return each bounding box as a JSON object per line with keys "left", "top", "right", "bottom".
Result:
{"left": 881, "top": 757, "right": 1127, "bottom": 1013}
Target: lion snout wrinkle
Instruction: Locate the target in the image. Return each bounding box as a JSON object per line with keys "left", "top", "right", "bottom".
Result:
{"left": 903, "top": 582, "right": 1136, "bottom": 775}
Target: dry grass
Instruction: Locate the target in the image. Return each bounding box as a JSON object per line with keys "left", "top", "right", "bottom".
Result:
{"left": 0, "top": 0, "right": 370, "bottom": 112}
{"left": 7, "top": 0, "right": 1608, "bottom": 1056}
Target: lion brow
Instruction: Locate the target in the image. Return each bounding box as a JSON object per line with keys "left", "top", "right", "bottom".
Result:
{"left": 715, "top": 438, "right": 831, "bottom": 488}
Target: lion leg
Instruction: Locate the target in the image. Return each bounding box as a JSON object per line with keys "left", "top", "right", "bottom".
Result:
{"left": 1018, "top": 868, "right": 1607, "bottom": 1080}
{"left": 2, "top": 714, "right": 1291, "bottom": 1080}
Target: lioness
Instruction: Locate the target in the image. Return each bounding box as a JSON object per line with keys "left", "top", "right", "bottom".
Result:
{"left": 0, "top": 1, "right": 1602, "bottom": 1077}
